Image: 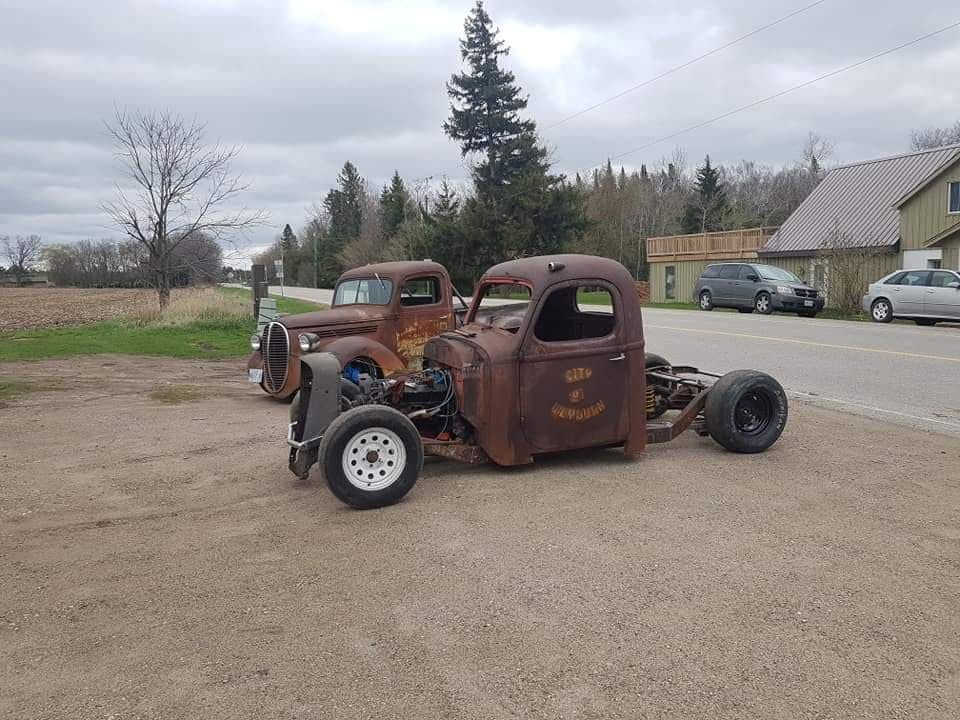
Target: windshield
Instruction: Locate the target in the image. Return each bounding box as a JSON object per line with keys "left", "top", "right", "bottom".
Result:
{"left": 333, "top": 277, "right": 393, "bottom": 306}
{"left": 756, "top": 265, "right": 801, "bottom": 282}
{"left": 469, "top": 281, "right": 532, "bottom": 333}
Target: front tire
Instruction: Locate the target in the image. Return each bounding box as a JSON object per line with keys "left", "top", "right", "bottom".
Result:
{"left": 699, "top": 291, "right": 714, "bottom": 311}
{"left": 318, "top": 405, "right": 423, "bottom": 509}
{"left": 871, "top": 298, "right": 893, "bottom": 323}
{"left": 705, "top": 370, "right": 788, "bottom": 453}
{"left": 754, "top": 292, "right": 773, "bottom": 315}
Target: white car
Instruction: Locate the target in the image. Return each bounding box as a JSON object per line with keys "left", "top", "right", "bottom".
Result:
{"left": 863, "top": 269, "right": 960, "bottom": 325}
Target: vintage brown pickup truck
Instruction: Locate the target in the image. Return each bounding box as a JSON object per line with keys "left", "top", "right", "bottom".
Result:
{"left": 248, "top": 260, "right": 468, "bottom": 400}
{"left": 287, "top": 254, "right": 789, "bottom": 508}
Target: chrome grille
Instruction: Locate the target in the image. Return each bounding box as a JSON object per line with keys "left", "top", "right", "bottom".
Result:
{"left": 262, "top": 321, "right": 289, "bottom": 393}
{"left": 794, "top": 288, "right": 818, "bottom": 298}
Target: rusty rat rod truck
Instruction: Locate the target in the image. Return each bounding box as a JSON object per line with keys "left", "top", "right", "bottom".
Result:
{"left": 248, "top": 260, "right": 469, "bottom": 400}
{"left": 287, "top": 254, "right": 789, "bottom": 509}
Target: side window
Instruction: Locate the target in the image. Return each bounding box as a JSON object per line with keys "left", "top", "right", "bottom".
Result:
{"left": 665, "top": 266, "right": 676, "bottom": 299}
{"left": 738, "top": 265, "right": 756, "bottom": 280}
{"left": 928, "top": 271, "right": 958, "bottom": 288}
{"left": 534, "top": 284, "right": 617, "bottom": 343}
{"left": 701, "top": 265, "right": 721, "bottom": 279}
{"left": 949, "top": 181, "right": 960, "bottom": 214}
{"left": 884, "top": 272, "right": 905, "bottom": 285}
{"left": 719, "top": 264, "right": 741, "bottom": 279}
{"left": 898, "top": 271, "right": 930, "bottom": 286}
{"left": 400, "top": 276, "right": 441, "bottom": 307}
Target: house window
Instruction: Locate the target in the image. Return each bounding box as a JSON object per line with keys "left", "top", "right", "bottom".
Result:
{"left": 665, "top": 266, "right": 676, "bottom": 299}
{"left": 950, "top": 182, "right": 960, "bottom": 214}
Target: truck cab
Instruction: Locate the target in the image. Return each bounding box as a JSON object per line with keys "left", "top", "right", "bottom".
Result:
{"left": 423, "top": 254, "right": 648, "bottom": 465}
{"left": 248, "top": 260, "right": 464, "bottom": 400}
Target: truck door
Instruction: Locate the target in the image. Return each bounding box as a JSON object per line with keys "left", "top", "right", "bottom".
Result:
{"left": 519, "top": 281, "right": 629, "bottom": 453}
{"left": 395, "top": 274, "right": 451, "bottom": 367}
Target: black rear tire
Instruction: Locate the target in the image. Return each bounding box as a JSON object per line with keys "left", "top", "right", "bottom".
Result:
{"left": 705, "top": 370, "right": 788, "bottom": 453}
{"left": 699, "top": 291, "right": 714, "bottom": 311}
{"left": 318, "top": 405, "right": 423, "bottom": 509}
{"left": 645, "top": 353, "right": 671, "bottom": 370}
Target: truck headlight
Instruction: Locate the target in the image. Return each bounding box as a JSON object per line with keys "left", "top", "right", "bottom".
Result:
{"left": 776, "top": 286, "right": 794, "bottom": 295}
{"left": 250, "top": 334, "right": 261, "bottom": 351}
{"left": 298, "top": 332, "right": 319, "bottom": 353}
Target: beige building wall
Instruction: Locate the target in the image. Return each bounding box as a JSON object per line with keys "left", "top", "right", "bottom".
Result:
{"left": 899, "top": 157, "right": 960, "bottom": 251}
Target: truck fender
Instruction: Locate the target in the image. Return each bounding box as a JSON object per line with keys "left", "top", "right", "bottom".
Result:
{"left": 318, "top": 336, "right": 406, "bottom": 377}
{"left": 289, "top": 352, "right": 342, "bottom": 478}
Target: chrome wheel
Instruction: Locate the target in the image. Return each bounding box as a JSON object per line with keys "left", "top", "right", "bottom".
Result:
{"left": 342, "top": 427, "right": 406, "bottom": 491}
{"left": 755, "top": 294, "right": 771, "bottom": 314}
{"left": 699, "top": 292, "right": 712, "bottom": 310}
{"left": 871, "top": 300, "right": 890, "bottom": 322}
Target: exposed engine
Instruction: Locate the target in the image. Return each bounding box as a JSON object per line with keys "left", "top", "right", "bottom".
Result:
{"left": 340, "top": 366, "right": 468, "bottom": 441}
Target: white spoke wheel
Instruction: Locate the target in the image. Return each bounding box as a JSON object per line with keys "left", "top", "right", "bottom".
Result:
{"left": 342, "top": 427, "right": 406, "bottom": 491}
{"left": 318, "top": 405, "right": 423, "bottom": 509}
{"left": 871, "top": 299, "right": 893, "bottom": 323}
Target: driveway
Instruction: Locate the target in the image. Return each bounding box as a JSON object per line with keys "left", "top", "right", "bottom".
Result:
{"left": 3, "top": 355, "right": 959, "bottom": 719}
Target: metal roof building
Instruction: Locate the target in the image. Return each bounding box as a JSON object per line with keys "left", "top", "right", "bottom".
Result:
{"left": 760, "top": 144, "right": 960, "bottom": 256}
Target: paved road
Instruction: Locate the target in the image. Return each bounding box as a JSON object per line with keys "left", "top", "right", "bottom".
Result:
{"left": 247, "top": 284, "right": 960, "bottom": 437}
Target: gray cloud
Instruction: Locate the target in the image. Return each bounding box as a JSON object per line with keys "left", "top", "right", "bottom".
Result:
{"left": 1, "top": 0, "right": 958, "bottom": 262}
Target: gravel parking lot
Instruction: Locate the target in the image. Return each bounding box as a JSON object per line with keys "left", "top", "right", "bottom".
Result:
{"left": 2, "top": 356, "right": 959, "bottom": 719}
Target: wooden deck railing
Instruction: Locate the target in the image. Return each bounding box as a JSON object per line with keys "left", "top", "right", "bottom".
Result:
{"left": 646, "top": 227, "right": 777, "bottom": 262}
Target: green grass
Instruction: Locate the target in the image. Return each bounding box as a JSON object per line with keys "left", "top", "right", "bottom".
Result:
{"left": 218, "top": 286, "right": 326, "bottom": 315}
{"left": 0, "top": 318, "right": 253, "bottom": 362}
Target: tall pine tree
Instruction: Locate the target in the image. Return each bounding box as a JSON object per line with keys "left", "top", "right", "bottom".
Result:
{"left": 380, "top": 171, "right": 410, "bottom": 241}
{"left": 681, "top": 155, "right": 729, "bottom": 234}
{"left": 318, "top": 161, "right": 364, "bottom": 285}
{"left": 444, "top": 1, "right": 585, "bottom": 282}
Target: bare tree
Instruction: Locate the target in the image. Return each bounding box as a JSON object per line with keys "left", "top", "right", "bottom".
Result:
{"left": 103, "top": 109, "right": 264, "bottom": 308}
{"left": 802, "top": 132, "right": 835, "bottom": 177}
{"left": 910, "top": 121, "right": 960, "bottom": 151}
{"left": 819, "top": 220, "right": 883, "bottom": 315}
{"left": 2, "top": 235, "right": 43, "bottom": 286}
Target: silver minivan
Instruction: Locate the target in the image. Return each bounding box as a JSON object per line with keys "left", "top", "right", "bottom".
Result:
{"left": 863, "top": 269, "right": 960, "bottom": 325}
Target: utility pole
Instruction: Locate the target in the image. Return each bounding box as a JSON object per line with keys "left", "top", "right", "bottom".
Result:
{"left": 313, "top": 233, "right": 318, "bottom": 288}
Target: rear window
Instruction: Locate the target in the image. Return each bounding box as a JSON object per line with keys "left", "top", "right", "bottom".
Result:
{"left": 701, "top": 265, "right": 722, "bottom": 279}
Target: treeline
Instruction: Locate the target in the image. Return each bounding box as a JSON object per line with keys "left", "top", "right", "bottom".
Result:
{"left": 44, "top": 233, "right": 222, "bottom": 288}
{"left": 257, "top": 2, "right": 830, "bottom": 291}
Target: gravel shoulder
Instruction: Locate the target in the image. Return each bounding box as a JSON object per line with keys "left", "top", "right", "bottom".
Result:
{"left": 2, "top": 356, "right": 959, "bottom": 719}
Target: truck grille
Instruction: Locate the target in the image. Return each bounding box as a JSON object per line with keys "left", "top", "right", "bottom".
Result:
{"left": 794, "top": 288, "right": 818, "bottom": 298}
{"left": 262, "top": 321, "right": 289, "bottom": 393}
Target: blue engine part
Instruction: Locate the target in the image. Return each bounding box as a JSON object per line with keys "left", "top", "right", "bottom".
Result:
{"left": 342, "top": 364, "right": 361, "bottom": 385}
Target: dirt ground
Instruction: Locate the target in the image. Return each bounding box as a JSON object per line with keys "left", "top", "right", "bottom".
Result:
{"left": 2, "top": 356, "right": 959, "bottom": 719}
{"left": 0, "top": 287, "right": 155, "bottom": 331}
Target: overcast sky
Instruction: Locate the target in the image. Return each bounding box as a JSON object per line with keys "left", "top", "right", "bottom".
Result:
{"left": 1, "top": 0, "right": 958, "bottom": 265}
